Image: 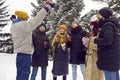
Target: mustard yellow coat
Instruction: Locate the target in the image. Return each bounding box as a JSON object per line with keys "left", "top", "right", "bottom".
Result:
{"left": 84, "top": 38, "right": 104, "bottom": 80}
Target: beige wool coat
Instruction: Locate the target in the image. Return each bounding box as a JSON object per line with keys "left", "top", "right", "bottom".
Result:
{"left": 84, "top": 37, "right": 104, "bottom": 80}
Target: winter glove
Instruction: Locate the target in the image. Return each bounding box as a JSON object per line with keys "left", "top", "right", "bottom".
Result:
{"left": 44, "top": 0, "right": 55, "bottom": 12}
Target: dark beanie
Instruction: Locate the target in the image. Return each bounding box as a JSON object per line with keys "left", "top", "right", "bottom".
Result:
{"left": 99, "top": 7, "right": 112, "bottom": 19}
{"left": 37, "top": 23, "right": 46, "bottom": 30}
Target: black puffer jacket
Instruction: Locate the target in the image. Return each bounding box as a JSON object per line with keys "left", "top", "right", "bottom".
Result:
{"left": 32, "top": 29, "right": 50, "bottom": 67}
{"left": 94, "top": 17, "right": 120, "bottom": 71}
{"left": 68, "top": 26, "right": 88, "bottom": 64}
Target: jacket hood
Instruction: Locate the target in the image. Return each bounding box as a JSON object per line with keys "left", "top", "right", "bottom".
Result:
{"left": 106, "top": 17, "right": 119, "bottom": 28}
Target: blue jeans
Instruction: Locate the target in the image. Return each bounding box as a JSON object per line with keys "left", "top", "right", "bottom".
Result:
{"left": 104, "top": 70, "right": 120, "bottom": 80}
{"left": 16, "top": 53, "right": 31, "bottom": 80}
{"left": 71, "top": 64, "right": 85, "bottom": 80}
{"left": 30, "top": 66, "right": 47, "bottom": 80}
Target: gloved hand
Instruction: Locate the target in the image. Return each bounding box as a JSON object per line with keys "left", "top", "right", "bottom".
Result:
{"left": 44, "top": 0, "right": 55, "bottom": 12}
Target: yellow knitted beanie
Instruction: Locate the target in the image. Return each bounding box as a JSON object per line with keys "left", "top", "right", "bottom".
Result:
{"left": 15, "top": 10, "right": 28, "bottom": 20}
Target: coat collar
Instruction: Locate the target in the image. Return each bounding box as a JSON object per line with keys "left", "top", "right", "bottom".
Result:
{"left": 12, "top": 18, "right": 25, "bottom": 24}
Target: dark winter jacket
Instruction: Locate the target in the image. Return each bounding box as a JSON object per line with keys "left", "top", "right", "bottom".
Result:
{"left": 52, "top": 43, "right": 69, "bottom": 75}
{"left": 94, "top": 17, "right": 120, "bottom": 71}
{"left": 31, "top": 29, "right": 50, "bottom": 67}
{"left": 52, "top": 32, "right": 69, "bottom": 76}
{"left": 68, "top": 26, "right": 88, "bottom": 64}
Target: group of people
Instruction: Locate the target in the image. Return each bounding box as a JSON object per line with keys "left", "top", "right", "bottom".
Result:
{"left": 10, "top": 0, "right": 120, "bottom": 80}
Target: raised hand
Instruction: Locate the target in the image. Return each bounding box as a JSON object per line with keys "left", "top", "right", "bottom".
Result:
{"left": 45, "top": 0, "right": 55, "bottom": 12}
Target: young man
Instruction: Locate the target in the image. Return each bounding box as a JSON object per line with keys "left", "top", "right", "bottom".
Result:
{"left": 92, "top": 7, "right": 120, "bottom": 80}
{"left": 10, "top": 0, "right": 55, "bottom": 80}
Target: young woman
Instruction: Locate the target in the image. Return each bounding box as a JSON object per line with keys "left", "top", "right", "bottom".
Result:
{"left": 84, "top": 20, "right": 104, "bottom": 80}
{"left": 67, "top": 21, "right": 88, "bottom": 80}
{"left": 51, "top": 24, "right": 69, "bottom": 80}
{"left": 30, "top": 23, "right": 50, "bottom": 80}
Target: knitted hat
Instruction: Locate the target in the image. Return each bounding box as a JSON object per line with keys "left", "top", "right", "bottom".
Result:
{"left": 15, "top": 10, "right": 28, "bottom": 20}
{"left": 59, "top": 24, "right": 67, "bottom": 31}
{"left": 90, "top": 21, "right": 99, "bottom": 29}
{"left": 99, "top": 7, "right": 112, "bottom": 19}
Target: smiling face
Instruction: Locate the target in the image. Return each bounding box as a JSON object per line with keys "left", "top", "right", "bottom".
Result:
{"left": 59, "top": 28, "right": 65, "bottom": 34}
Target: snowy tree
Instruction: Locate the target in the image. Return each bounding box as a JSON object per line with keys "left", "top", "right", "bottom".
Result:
{"left": 52, "top": 0, "right": 84, "bottom": 27}
{"left": 31, "top": 0, "right": 85, "bottom": 38}
{"left": 31, "top": 0, "right": 85, "bottom": 56}
{"left": 0, "top": 33, "right": 13, "bottom": 53}
{"left": 80, "top": 10, "right": 97, "bottom": 31}
{"left": 0, "top": 0, "right": 12, "bottom": 53}
{"left": 47, "top": 0, "right": 85, "bottom": 40}
{"left": 31, "top": 0, "right": 45, "bottom": 17}
{"left": 92, "top": 0, "right": 120, "bottom": 18}
{"left": 0, "top": 0, "right": 10, "bottom": 28}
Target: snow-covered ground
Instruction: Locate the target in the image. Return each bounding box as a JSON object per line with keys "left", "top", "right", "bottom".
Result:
{"left": 0, "top": 53, "right": 83, "bottom": 80}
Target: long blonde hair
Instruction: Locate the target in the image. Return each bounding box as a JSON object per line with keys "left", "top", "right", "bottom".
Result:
{"left": 52, "top": 30, "right": 68, "bottom": 48}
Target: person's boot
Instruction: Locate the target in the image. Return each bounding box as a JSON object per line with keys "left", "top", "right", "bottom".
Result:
{"left": 53, "top": 76, "right": 57, "bottom": 80}
{"left": 63, "top": 76, "right": 66, "bottom": 80}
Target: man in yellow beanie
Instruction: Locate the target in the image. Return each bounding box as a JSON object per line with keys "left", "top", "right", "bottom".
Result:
{"left": 10, "top": 0, "right": 55, "bottom": 80}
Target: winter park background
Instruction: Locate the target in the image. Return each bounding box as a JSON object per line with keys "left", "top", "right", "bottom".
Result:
{"left": 0, "top": 0, "right": 120, "bottom": 80}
